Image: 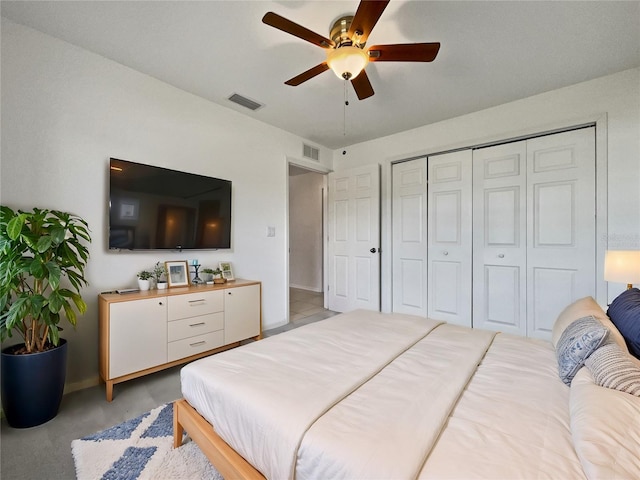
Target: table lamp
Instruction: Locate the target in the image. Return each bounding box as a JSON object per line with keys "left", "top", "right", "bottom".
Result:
{"left": 604, "top": 250, "right": 640, "bottom": 290}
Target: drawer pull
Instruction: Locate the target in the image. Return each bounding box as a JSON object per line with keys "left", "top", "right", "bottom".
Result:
{"left": 190, "top": 341, "right": 206, "bottom": 347}
{"left": 189, "top": 322, "right": 206, "bottom": 327}
{"left": 188, "top": 299, "right": 206, "bottom": 304}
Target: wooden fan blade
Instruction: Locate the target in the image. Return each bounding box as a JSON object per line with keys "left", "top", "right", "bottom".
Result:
{"left": 351, "top": 70, "right": 375, "bottom": 100}
{"left": 263, "top": 12, "right": 335, "bottom": 49}
{"left": 348, "top": 0, "right": 390, "bottom": 44}
{"left": 368, "top": 43, "right": 441, "bottom": 62}
{"left": 285, "top": 63, "right": 330, "bottom": 86}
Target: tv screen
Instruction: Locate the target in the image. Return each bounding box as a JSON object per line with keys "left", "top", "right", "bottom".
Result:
{"left": 109, "top": 158, "right": 231, "bottom": 250}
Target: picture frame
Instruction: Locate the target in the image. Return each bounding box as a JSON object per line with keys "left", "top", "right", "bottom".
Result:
{"left": 219, "top": 261, "right": 234, "bottom": 281}
{"left": 165, "top": 260, "right": 190, "bottom": 287}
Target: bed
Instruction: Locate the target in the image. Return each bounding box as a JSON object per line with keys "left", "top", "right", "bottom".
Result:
{"left": 174, "top": 297, "right": 640, "bottom": 479}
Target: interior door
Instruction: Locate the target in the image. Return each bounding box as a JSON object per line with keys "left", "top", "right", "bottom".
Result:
{"left": 526, "top": 128, "right": 596, "bottom": 338}
{"left": 427, "top": 150, "right": 472, "bottom": 327}
{"left": 328, "top": 164, "right": 380, "bottom": 312}
{"left": 473, "top": 141, "right": 528, "bottom": 335}
{"left": 392, "top": 158, "right": 428, "bottom": 315}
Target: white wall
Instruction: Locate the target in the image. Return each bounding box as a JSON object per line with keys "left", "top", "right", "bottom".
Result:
{"left": 333, "top": 68, "right": 640, "bottom": 310}
{"left": 289, "top": 172, "right": 324, "bottom": 292}
{"left": 0, "top": 19, "right": 333, "bottom": 390}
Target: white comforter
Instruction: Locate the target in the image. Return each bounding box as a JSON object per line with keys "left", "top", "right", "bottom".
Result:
{"left": 181, "top": 310, "right": 585, "bottom": 480}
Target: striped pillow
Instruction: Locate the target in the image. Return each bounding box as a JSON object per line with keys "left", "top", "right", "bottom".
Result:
{"left": 585, "top": 342, "right": 640, "bottom": 396}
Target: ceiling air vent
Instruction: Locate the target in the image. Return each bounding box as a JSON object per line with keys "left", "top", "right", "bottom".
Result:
{"left": 303, "top": 143, "right": 320, "bottom": 161}
{"left": 227, "top": 93, "right": 263, "bottom": 111}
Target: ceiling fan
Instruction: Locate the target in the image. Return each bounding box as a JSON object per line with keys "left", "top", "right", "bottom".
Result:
{"left": 262, "top": 0, "right": 440, "bottom": 100}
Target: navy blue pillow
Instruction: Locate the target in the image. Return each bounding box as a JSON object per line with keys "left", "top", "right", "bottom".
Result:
{"left": 607, "top": 288, "right": 640, "bottom": 359}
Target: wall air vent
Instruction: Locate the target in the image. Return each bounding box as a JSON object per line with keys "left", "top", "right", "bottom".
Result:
{"left": 303, "top": 143, "right": 320, "bottom": 161}
{"left": 227, "top": 93, "right": 263, "bottom": 111}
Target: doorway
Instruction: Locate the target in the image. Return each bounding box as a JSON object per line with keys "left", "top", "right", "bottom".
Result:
{"left": 288, "top": 164, "right": 329, "bottom": 323}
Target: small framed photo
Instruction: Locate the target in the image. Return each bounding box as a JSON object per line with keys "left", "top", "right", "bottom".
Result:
{"left": 219, "top": 262, "right": 234, "bottom": 281}
{"left": 165, "top": 260, "right": 190, "bottom": 287}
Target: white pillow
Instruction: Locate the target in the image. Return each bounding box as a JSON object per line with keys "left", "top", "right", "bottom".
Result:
{"left": 552, "top": 296, "right": 628, "bottom": 353}
{"left": 570, "top": 368, "right": 640, "bottom": 479}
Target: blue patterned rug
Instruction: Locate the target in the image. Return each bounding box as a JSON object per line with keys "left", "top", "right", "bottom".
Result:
{"left": 72, "top": 403, "right": 222, "bottom": 480}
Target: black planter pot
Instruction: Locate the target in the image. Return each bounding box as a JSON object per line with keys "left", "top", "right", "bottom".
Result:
{"left": 1, "top": 339, "right": 68, "bottom": 428}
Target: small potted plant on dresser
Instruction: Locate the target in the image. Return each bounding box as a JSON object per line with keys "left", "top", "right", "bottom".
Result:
{"left": 0, "top": 206, "right": 91, "bottom": 428}
{"left": 152, "top": 262, "right": 167, "bottom": 290}
{"left": 137, "top": 270, "right": 152, "bottom": 291}
{"left": 212, "top": 268, "right": 226, "bottom": 284}
{"left": 201, "top": 268, "right": 226, "bottom": 284}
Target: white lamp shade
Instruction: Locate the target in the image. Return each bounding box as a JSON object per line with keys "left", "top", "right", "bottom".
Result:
{"left": 326, "top": 46, "right": 368, "bottom": 80}
{"left": 604, "top": 250, "right": 640, "bottom": 285}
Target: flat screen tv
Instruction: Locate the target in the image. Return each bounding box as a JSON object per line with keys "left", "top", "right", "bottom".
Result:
{"left": 109, "top": 158, "right": 231, "bottom": 250}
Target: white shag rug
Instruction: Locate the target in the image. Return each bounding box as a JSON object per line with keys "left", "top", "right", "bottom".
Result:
{"left": 72, "top": 403, "right": 223, "bottom": 480}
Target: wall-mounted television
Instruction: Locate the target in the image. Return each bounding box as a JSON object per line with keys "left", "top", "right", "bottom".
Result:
{"left": 109, "top": 158, "right": 231, "bottom": 250}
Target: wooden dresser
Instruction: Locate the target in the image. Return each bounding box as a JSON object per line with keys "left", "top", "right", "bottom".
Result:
{"left": 99, "top": 279, "right": 261, "bottom": 401}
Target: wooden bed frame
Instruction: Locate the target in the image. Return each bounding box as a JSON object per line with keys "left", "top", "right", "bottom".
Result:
{"left": 173, "top": 398, "right": 265, "bottom": 480}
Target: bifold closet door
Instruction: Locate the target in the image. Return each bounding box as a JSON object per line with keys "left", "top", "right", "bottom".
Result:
{"left": 392, "top": 158, "right": 428, "bottom": 315}
{"left": 525, "top": 129, "right": 596, "bottom": 338}
{"left": 473, "top": 141, "right": 528, "bottom": 336}
{"left": 473, "top": 128, "right": 596, "bottom": 339}
{"left": 427, "top": 150, "right": 472, "bottom": 327}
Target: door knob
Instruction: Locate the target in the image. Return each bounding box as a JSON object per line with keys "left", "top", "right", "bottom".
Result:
{"left": 498, "top": 253, "right": 505, "bottom": 258}
{"left": 370, "top": 248, "right": 377, "bottom": 253}
{"left": 443, "top": 251, "right": 449, "bottom": 256}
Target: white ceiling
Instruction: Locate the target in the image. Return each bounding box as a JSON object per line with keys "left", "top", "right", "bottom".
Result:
{"left": 2, "top": 1, "right": 639, "bottom": 149}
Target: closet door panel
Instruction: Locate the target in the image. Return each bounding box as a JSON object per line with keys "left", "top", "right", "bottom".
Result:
{"left": 473, "top": 141, "right": 527, "bottom": 335}
{"left": 526, "top": 128, "right": 596, "bottom": 339}
{"left": 483, "top": 265, "right": 522, "bottom": 329}
{"left": 428, "top": 150, "right": 472, "bottom": 327}
{"left": 392, "top": 159, "right": 428, "bottom": 315}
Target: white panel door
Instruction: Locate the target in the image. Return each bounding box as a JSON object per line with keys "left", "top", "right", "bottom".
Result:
{"left": 427, "top": 150, "right": 472, "bottom": 326}
{"left": 328, "top": 165, "right": 380, "bottom": 312}
{"left": 526, "top": 128, "right": 596, "bottom": 338}
{"left": 473, "top": 141, "right": 527, "bottom": 335}
{"left": 392, "top": 158, "right": 428, "bottom": 315}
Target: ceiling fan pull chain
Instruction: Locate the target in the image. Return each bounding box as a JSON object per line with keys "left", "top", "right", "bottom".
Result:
{"left": 343, "top": 80, "right": 349, "bottom": 137}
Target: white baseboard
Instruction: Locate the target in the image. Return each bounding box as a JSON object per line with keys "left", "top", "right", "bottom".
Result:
{"left": 289, "top": 283, "right": 323, "bottom": 293}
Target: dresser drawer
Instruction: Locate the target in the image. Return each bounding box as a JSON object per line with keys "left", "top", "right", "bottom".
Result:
{"left": 168, "top": 330, "right": 224, "bottom": 362}
{"left": 168, "top": 312, "right": 223, "bottom": 342}
{"left": 168, "top": 290, "right": 223, "bottom": 321}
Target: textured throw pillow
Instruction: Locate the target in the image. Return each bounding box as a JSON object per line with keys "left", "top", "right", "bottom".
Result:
{"left": 585, "top": 341, "right": 640, "bottom": 396}
{"left": 607, "top": 288, "right": 640, "bottom": 359}
{"left": 556, "top": 315, "right": 609, "bottom": 385}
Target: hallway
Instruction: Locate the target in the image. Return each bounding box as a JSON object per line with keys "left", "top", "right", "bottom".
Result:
{"left": 290, "top": 287, "right": 328, "bottom": 322}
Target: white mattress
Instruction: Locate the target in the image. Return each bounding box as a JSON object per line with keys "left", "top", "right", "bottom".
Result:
{"left": 181, "top": 310, "right": 587, "bottom": 479}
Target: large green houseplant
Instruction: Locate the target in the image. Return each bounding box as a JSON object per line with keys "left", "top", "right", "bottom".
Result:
{"left": 0, "top": 206, "right": 91, "bottom": 427}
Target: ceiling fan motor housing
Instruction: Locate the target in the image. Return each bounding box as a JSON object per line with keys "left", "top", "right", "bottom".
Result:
{"left": 330, "top": 15, "right": 361, "bottom": 47}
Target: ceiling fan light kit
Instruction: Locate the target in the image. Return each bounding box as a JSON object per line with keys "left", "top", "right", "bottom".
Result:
{"left": 327, "top": 45, "right": 369, "bottom": 80}
{"left": 262, "top": 0, "right": 440, "bottom": 100}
